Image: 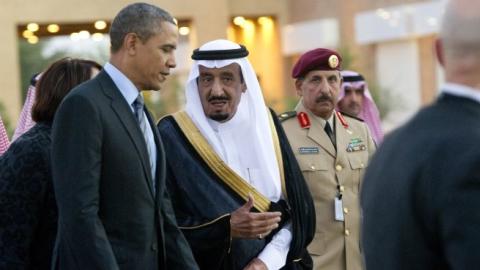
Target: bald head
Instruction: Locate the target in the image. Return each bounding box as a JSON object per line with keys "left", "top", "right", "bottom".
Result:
{"left": 438, "top": 0, "right": 480, "bottom": 88}
{"left": 441, "top": 0, "right": 480, "bottom": 51}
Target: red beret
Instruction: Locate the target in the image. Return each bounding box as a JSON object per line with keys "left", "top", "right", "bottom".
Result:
{"left": 292, "top": 48, "right": 342, "bottom": 78}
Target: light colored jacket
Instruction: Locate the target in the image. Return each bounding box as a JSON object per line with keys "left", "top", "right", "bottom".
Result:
{"left": 281, "top": 101, "right": 375, "bottom": 270}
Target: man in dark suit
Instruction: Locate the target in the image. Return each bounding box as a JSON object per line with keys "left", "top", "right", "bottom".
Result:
{"left": 51, "top": 3, "right": 198, "bottom": 270}
{"left": 361, "top": 0, "right": 480, "bottom": 269}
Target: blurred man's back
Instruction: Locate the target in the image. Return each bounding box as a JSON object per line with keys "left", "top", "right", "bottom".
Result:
{"left": 361, "top": 0, "right": 480, "bottom": 269}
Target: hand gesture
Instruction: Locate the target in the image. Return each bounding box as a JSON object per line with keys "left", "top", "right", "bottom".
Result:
{"left": 243, "top": 258, "right": 268, "bottom": 270}
{"left": 230, "top": 194, "right": 281, "bottom": 239}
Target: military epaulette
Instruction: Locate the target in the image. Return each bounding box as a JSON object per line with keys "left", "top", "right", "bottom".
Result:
{"left": 278, "top": 111, "right": 297, "bottom": 122}
{"left": 339, "top": 111, "right": 364, "bottom": 122}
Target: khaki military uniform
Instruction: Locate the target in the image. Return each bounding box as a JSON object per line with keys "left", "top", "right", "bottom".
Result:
{"left": 281, "top": 102, "right": 375, "bottom": 270}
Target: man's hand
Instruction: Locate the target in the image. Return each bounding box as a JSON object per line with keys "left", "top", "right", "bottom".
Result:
{"left": 230, "top": 194, "right": 281, "bottom": 239}
{"left": 243, "top": 258, "right": 268, "bottom": 270}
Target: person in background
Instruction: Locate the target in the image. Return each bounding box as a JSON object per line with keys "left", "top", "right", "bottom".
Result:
{"left": 280, "top": 48, "right": 375, "bottom": 270}
{"left": 361, "top": 0, "right": 480, "bottom": 269}
{"left": 0, "top": 57, "right": 101, "bottom": 270}
{"left": 0, "top": 115, "right": 9, "bottom": 155}
{"left": 12, "top": 74, "right": 41, "bottom": 142}
{"left": 337, "top": 70, "right": 383, "bottom": 145}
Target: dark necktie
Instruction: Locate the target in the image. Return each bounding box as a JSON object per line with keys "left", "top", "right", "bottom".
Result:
{"left": 324, "top": 121, "right": 336, "bottom": 149}
{"left": 133, "top": 95, "right": 156, "bottom": 190}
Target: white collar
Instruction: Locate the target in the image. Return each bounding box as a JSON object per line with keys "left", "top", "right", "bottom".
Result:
{"left": 104, "top": 62, "right": 140, "bottom": 108}
{"left": 442, "top": 83, "right": 480, "bottom": 104}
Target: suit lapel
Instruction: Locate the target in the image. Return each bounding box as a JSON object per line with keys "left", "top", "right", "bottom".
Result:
{"left": 97, "top": 71, "right": 155, "bottom": 199}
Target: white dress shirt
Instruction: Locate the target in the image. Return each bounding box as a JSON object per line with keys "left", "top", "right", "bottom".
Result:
{"left": 442, "top": 83, "right": 480, "bottom": 104}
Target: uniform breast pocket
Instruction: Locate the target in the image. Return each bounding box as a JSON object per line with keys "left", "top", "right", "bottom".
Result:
{"left": 347, "top": 151, "right": 368, "bottom": 170}
{"left": 347, "top": 151, "right": 369, "bottom": 193}
{"left": 297, "top": 155, "right": 331, "bottom": 198}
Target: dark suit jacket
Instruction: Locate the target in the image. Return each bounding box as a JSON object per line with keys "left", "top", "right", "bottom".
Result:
{"left": 361, "top": 93, "right": 480, "bottom": 270}
{"left": 0, "top": 123, "right": 57, "bottom": 270}
{"left": 51, "top": 70, "right": 198, "bottom": 270}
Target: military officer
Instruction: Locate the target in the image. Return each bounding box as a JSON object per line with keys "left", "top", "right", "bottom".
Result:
{"left": 280, "top": 48, "right": 375, "bottom": 270}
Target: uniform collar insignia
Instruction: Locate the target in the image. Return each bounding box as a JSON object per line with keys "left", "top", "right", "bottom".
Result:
{"left": 336, "top": 111, "right": 349, "bottom": 129}
{"left": 297, "top": 112, "right": 311, "bottom": 129}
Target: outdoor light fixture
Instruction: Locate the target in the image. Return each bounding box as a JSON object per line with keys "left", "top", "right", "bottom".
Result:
{"left": 27, "top": 36, "right": 38, "bottom": 44}
{"left": 47, "top": 24, "right": 60, "bottom": 33}
{"left": 179, "top": 26, "right": 190, "bottom": 36}
{"left": 27, "top": 23, "right": 39, "bottom": 32}
{"left": 94, "top": 20, "right": 107, "bottom": 30}
{"left": 22, "top": 30, "right": 34, "bottom": 38}
{"left": 92, "top": 33, "right": 104, "bottom": 41}
{"left": 233, "top": 16, "right": 246, "bottom": 26}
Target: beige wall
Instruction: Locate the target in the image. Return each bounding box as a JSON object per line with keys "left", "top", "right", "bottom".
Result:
{"left": 376, "top": 39, "right": 421, "bottom": 132}
{"left": 0, "top": 0, "right": 439, "bottom": 128}
{"left": 286, "top": 0, "right": 435, "bottom": 79}
{"left": 285, "top": 0, "right": 432, "bottom": 22}
{"left": 418, "top": 35, "right": 438, "bottom": 106}
{"left": 0, "top": 12, "right": 21, "bottom": 125}
{"left": 228, "top": 0, "right": 288, "bottom": 111}
{"left": 0, "top": 0, "right": 288, "bottom": 124}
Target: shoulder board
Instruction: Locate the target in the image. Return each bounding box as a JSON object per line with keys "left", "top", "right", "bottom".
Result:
{"left": 278, "top": 111, "right": 297, "bottom": 122}
{"left": 339, "top": 111, "right": 364, "bottom": 122}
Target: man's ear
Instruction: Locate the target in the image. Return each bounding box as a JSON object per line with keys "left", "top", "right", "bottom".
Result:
{"left": 241, "top": 81, "right": 247, "bottom": 93}
{"left": 435, "top": 38, "right": 445, "bottom": 67}
{"left": 124, "top": 33, "right": 139, "bottom": 56}
{"left": 295, "top": 79, "right": 304, "bottom": 97}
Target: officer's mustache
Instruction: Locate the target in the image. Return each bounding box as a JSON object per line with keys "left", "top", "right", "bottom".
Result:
{"left": 208, "top": 95, "right": 230, "bottom": 102}
{"left": 315, "top": 95, "right": 333, "bottom": 103}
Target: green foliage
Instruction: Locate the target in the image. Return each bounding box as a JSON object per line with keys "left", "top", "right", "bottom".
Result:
{"left": 337, "top": 46, "right": 355, "bottom": 71}
{"left": 367, "top": 82, "right": 404, "bottom": 120}
{"left": 18, "top": 40, "right": 50, "bottom": 100}
{"left": 284, "top": 96, "right": 299, "bottom": 111}
{"left": 18, "top": 37, "right": 109, "bottom": 100}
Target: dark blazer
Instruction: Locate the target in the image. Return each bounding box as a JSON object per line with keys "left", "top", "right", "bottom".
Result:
{"left": 361, "top": 93, "right": 480, "bottom": 270}
{"left": 51, "top": 70, "right": 198, "bottom": 270}
{"left": 0, "top": 123, "right": 57, "bottom": 270}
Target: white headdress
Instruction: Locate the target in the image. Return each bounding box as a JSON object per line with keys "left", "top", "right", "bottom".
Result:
{"left": 185, "top": 39, "right": 281, "bottom": 200}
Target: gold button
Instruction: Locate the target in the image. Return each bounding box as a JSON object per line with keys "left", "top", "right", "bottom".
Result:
{"left": 339, "top": 185, "right": 345, "bottom": 192}
{"left": 345, "top": 229, "right": 350, "bottom": 236}
{"left": 335, "top": 165, "right": 342, "bottom": 171}
{"left": 360, "top": 163, "right": 364, "bottom": 168}
{"left": 343, "top": 207, "right": 349, "bottom": 214}
{"left": 310, "top": 165, "right": 315, "bottom": 170}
